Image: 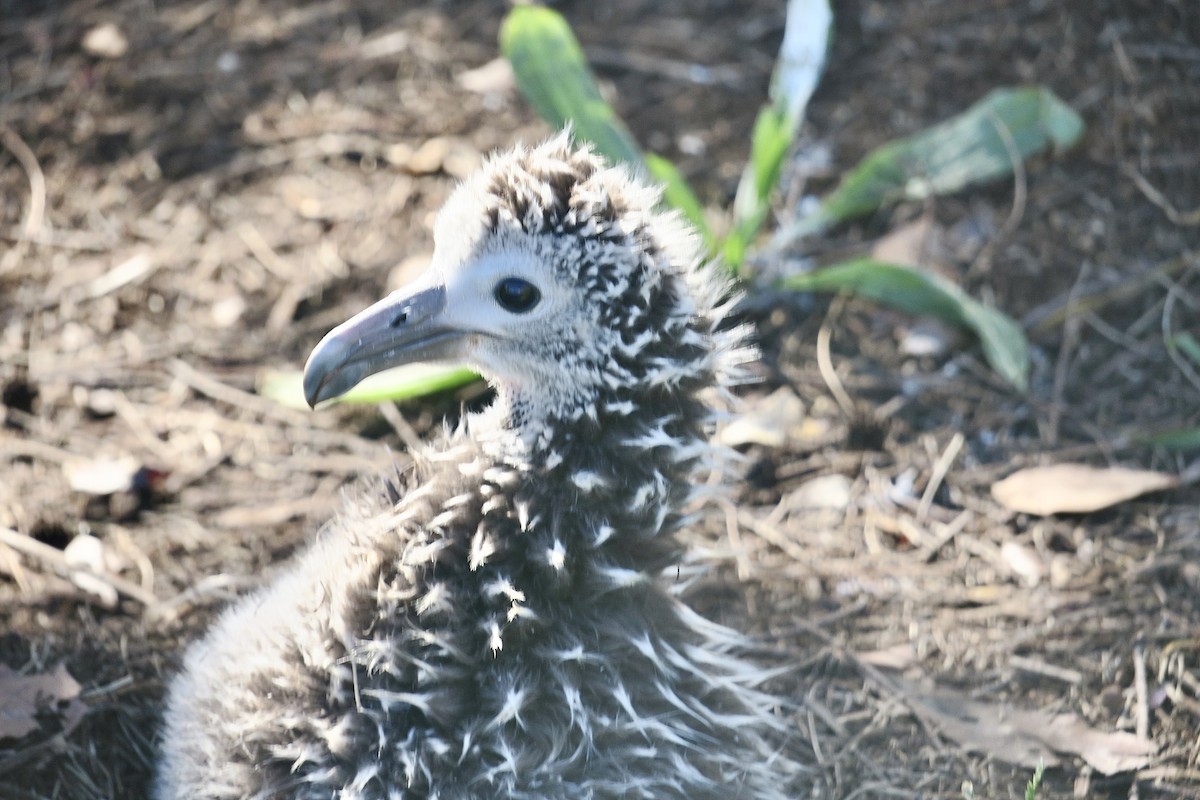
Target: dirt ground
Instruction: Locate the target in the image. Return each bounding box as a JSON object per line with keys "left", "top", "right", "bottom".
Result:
{"left": 1, "top": 1, "right": 1198, "bottom": 798}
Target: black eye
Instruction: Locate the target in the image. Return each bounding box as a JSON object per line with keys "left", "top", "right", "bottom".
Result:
{"left": 493, "top": 277, "right": 541, "bottom": 313}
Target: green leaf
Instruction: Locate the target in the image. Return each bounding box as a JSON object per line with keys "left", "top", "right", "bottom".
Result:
{"left": 782, "top": 258, "right": 1030, "bottom": 391}
{"left": 645, "top": 154, "right": 713, "bottom": 248}
{"left": 725, "top": 105, "right": 794, "bottom": 271}
{"left": 500, "top": 6, "right": 643, "bottom": 169}
{"left": 501, "top": 7, "right": 711, "bottom": 244}
{"left": 771, "top": 0, "right": 833, "bottom": 124}
{"left": 1025, "top": 761, "right": 1045, "bottom": 800}
{"left": 260, "top": 365, "right": 480, "bottom": 409}
{"left": 778, "top": 86, "right": 1086, "bottom": 243}
{"left": 726, "top": 0, "right": 832, "bottom": 272}
{"left": 1140, "top": 426, "right": 1200, "bottom": 451}
{"left": 1170, "top": 331, "right": 1200, "bottom": 366}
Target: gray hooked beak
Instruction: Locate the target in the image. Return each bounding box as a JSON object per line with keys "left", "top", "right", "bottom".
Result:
{"left": 303, "top": 281, "right": 467, "bottom": 407}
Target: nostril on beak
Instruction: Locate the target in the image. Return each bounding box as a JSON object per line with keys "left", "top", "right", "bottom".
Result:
{"left": 390, "top": 309, "right": 409, "bottom": 328}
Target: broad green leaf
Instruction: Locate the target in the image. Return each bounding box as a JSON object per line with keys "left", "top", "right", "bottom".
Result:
{"left": 725, "top": 105, "right": 793, "bottom": 270}
{"left": 1170, "top": 332, "right": 1200, "bottom": 365}
{"left": 500, "top": 7, "right": 642, "bottom": 169}
{"left": 776, "top": 86, "right": 1085, "bottom": 244}
{"left": 260, "top": 365, "right": 479, "bottom": 410}
{"left": 645, "top": 154, "right": 713, "bottom": 248}
{"left": 721, "top": 226, "right": 749, "bottom": 273}
{"left": 1140, "top": 426, "right": 1200, "bottom": 451}
{"left": 501, "top": 7, "right": 711, "bottom": 244}
{"left": 726, "top": 0, "right": 831, "bottom": 272}
{"left": 771, "top": 0, "right": 834, "bottom": 126}
{"left": 783, "top": 258, "right": 1030, "bottom": 391}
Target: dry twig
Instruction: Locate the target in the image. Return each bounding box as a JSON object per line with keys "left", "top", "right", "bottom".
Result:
{"left": 0, "top": 526, "right": 159, "bottom": 607}
{"left": 0, "top": 124, "right": 46, "bottom": 238}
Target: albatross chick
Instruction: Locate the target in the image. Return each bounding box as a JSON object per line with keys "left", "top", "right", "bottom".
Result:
{"left": 157, "top": 135, "right": 795, "bottom": 800}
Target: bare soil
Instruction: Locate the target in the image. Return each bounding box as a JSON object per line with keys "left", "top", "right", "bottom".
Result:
{"left": 1, "top": 1, "right": 1198, "bottom": 798}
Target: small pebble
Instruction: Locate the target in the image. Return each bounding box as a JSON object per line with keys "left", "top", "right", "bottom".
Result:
{"left": 82, "top": 23, "right": 128, "bottom": 59}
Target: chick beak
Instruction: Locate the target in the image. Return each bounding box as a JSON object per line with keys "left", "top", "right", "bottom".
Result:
{"left": 302, "top": 281, "right": 467, "bottom": 407}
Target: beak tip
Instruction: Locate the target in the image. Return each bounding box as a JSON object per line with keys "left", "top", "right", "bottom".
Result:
{"left": 302, "top": 338, "right": 350, "bottom": 409}
{"left": 302, "top": 385, "right": 322, "bottom": 409}
{"left": 301, "top": 368, "right": 326, "bottom": 409}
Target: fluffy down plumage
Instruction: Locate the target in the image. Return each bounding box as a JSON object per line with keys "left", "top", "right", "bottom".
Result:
{"left": 156, "top": 135, "right": 799, "bottom": 800}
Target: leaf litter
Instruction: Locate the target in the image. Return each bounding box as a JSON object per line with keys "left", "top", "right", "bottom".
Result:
{"left": 0, "top": 664, "right": 85, "bottom": 743}
{"left": 991, "top": 464, "right": 1181, "bottom": 516}
{"left": 895, "top": 677, "right": 1157, "bottom": 775}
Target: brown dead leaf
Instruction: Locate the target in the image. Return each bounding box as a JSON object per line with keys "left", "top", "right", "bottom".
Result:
{"left": 899, "top": 679, "right": 1156, "bottom": 774}
{"left": 0, "top": 663, "right": 84, "bottom": 742}
{"left": 900, "top": 681, "right": 1060, "bottom": 769}
{"left": 1034, "top": 712, "right": 1158, "bottom": 775}
{"left": 991, "top": 463, "right": 1178, "bottom": 515}
{"left": 871, "top": 216, "right": 935, "bottom": 266}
